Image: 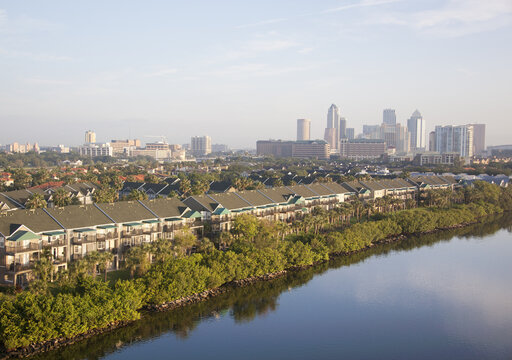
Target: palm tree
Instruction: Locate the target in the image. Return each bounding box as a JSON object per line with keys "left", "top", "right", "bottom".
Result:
{"left": 25, "top": 193, "right": 47, "bottom": 209}
{"left": 97, "top": 252, "right": 114, "bottom": 281}
{"left": 53, "top": 188, "right": 72, "bottom": 207}
{"left": 125, "top": 246, "right": 150, "bottom": 278}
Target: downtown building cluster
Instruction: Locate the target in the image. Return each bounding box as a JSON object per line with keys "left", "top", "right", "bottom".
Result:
{"left": 257, "top": 104, "right": 485, "bottom": 163}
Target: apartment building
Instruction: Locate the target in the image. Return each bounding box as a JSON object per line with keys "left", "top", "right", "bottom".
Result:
{"left": 0, "top": 198, "right": 201, "bottom": 286}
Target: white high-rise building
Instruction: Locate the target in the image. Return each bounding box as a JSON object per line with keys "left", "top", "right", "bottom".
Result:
{"left": 407, "top": 110, "right": 426, "bottom": 150}
{"left": 434, "top": 125, "right": 474, "bottom": 158}
{"left": 85, "top": 130, "right": 96, "bottom": 144}
{"left": 297, "top": 119, "right": 311, "bottom": 141}
{"left": 191, "top": 136, "right": 212, "bottom": 157}
{"left": 383, "top": 109, "right": 396, "bottom": 125}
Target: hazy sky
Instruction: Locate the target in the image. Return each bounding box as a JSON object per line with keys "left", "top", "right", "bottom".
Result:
{"left": 0, "top": 0, "right": 511, "bottom": 148}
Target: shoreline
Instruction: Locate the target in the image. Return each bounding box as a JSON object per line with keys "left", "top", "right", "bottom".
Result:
{"left": 0, "top": 218, "right": 491, "bottom": 359}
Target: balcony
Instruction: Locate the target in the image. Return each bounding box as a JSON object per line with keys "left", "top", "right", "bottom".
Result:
{"left": 96, "top": 232, "right": 119, "bottom": 241}
{"left": 42, "top": 239, "right": 67, "bottom": 248}
{"left": 8, "top": 261, "right": 35, "bottom": 272}
{"left": 5, "top": 243, "right": 41, "bottom": 254}
{"left": 72, "top": 236, "right": 97, "bottom": 245}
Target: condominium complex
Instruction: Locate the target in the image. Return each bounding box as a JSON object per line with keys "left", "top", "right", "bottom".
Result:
{"left": 432, "top": 125, "right": 474, "bottom": 158}
{"left": 257, "top": 140, "right": 330, "bottom": 159}
{"left": 85, "top": 130, "right": 96, "bottom": 144}
{"left": 340, "top": 139, "right": 387, "bottom": 160}
{"left": 79, "top": 143, "right": 114, "bottom": 157}
{"left": 470, "top": 124, "right": 486, "bottom": 156}
{"left": 191, "top": 136, "right": 212, "bottom": 157}
{"left": 297, "top": 119, "right": 311, "bottom": 141}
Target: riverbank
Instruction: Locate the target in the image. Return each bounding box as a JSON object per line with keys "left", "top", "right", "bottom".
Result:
{"left": 1, "top": 210, "right": 496, "bottom": 359}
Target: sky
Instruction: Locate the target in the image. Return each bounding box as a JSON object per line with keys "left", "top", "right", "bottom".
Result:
{"left": 0, "top": 0, "right": 511, "bottom": 148}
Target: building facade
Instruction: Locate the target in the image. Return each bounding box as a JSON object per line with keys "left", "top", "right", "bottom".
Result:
{"left": 297, "top": 119, "right": 311, "bottom": 141}
{"left": 407, "top": 110, "right": 426, "bottom": 150}
{"left": 191, "top": 136, "right": 212, "bottom": 157}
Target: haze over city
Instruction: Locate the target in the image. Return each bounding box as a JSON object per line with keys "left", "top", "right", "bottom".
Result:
{"left": 0, "top": 0, "right": 511, "bottom": 147}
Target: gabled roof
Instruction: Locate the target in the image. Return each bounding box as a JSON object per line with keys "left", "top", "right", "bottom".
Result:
{"left": 236, "top": 189, "right": 274, "bottom": 207}
{"left": 8, "top": 230, "right": 40, "bottom": 242}
{"left": 95, "top": 201, "right": 157, "bottom": 223}
{"left": 257, "top": 187, "right": 294, "bottom": 204}
{"left": 0, "top": 208, "right": 61, "bottom": 237}
{"left": 321, "top": 182, "right": 354, "bottom": 194}
{"left": 183, "top": 195, "right": 220, "bottom": 213}
{"left": 139, "top": 198, "right": 189, "bottom": 218}
{"left": 207, "top": 192, "right": 251, "bottom": 211}
{"left": 208, "top": 180, "right": 234, "bottom": 193}
{"left": 286, "top": 185, "right": 317, "bottom": 199}
{"left": 46, "top": 204, "right": 113, "bottom": 229}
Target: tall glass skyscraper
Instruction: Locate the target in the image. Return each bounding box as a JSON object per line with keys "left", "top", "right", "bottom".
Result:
{"left": 407, "top": 110, "right": 426, "bottom": 150}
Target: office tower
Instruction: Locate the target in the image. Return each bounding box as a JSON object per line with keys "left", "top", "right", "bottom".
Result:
{"left": 191, "top": 136, "right": 212, "bottom": 157}
{"left": 339, "top": 117, "right": 347, "bottom": 139}
{"left": 256, "top": 140, "right": 294, "bottom": 157}
{"left": 346, "top": 128, "right": 355, "bottom": 140}
{"left": 362, "top": 125, "right": 381, "bottom": 139}
{"left": 383, "top": 109, "right": 396, "bottom": 125}
{"left": 324, "top": 104, "right": 340, "bottom": 151}
{"left": 380, "top": 123, "right": 410, "bottom": 153}
{"left": 470, "top": 124, "right": 486, "bottom": 155}
{"left": 407, "top": 110, "right": 426, "bottom": 150}
{"left": 297, "top": 119, "right": 311, "bottom": 141}
{"left": 85, "top": 130, "right": 96, "bottom": 144}
{"left": 429, "top": 131, "right": 436, "bottom": 151}
{"left": 434, "top": 125, "right": 474, "bottom": 158}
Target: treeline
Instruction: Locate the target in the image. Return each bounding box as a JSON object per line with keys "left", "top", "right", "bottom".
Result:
{"left": 1, "top": 182, "right": 511, "bottom": 351}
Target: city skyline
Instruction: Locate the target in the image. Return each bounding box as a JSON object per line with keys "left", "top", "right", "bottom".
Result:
{"left": 0, "top": 0, "right": 511, "bottom": 147}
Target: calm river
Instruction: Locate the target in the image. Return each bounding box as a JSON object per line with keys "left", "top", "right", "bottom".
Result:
{"left": 35, "top": 215, "right": 512, "bottom": 360}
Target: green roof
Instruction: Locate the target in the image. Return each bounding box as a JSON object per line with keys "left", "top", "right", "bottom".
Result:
{"left": 97, "top": 224, "right": 117, "bottom": 229}
{"left": 42, "top": 230, "right": 66, "bottom": 236}
{"left": 212, "top": 208, "right": 230, "bottom": 216}
{"left": 123, "top": 222, "right": 142, "bottom": 227}
{"left": 165, "top": 217, "right": 182, "bottom": 222}
{"left": 8, "top": 230, "right": 40, "bottom": 242}
{"left": 142, "top": 219, "right": 161, "bottom": 224}
{"left": 183, "top": 210, "right": 202, "bottom": 218}
{"left": 73, "top": 228, "right": 95, "bottom": 233}
{"left": 289, "top": 196, "right": 305, "bottom": 205}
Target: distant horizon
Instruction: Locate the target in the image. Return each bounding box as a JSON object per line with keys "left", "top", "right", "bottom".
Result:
{"left": 1, "top": 1, "right": 510, "bottom": 147}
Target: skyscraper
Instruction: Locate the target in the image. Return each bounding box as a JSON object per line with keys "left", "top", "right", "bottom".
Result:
{"left": 191, "top": 136, "right": 212, "bottom": 156}
{"left": 85, "top": 130, "right": 96, "bottom": 144}
{"left": 380, "top": 123, "right": 410, "bottom": 153}
{"left": 346, "top": 128, "right": 355, "bottom": 140}
{"left": 407, "top": 110, "right": 426, "bottom": 150}
{"left": 383, "top": 109, "right": 396, "bottom": 125}
{"left": 324, "top": 104, "right": 340, "bottom": 152}
{"left": 470, "top": 124, "right": 486, "bottom": 155}
{"left": 339, "top": 117, "right": 347, "bottom": 139}
{"left": 297, "top": 119, "right": 311, "bottom": 141}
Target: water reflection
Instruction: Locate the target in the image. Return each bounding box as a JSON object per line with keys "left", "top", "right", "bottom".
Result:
{"left": 33, "top": 214, "right": 512, "bottom": 360}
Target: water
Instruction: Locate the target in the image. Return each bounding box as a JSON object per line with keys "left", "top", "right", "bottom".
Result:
{"left": 35, "top": 215, "right": 512, "bottom": 360}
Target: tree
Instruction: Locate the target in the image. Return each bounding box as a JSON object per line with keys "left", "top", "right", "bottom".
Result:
{"left": 231, "top": 214, "right": 260, "bottom": 242}
{"left": 97, "top": 252, "right": 114, "bottom": 281}
{"left": 12, "top": 169, "right": 32, "bottom": 189}
{"left": 125, "top": 246, "right": 150, "bottom": 278}
{"left": 144, "top": 174, "right": 160, "bottom": 184}
{"left": 93, "top": 186, "right": 118, "bottom": 203}
{"left": 30, "top": 248, "right": 53, "bottom": 293}
{"left": 179, "top": 178, "right": 192, "bottom": 197}
{"left": 53, "top": 188, "right": 72, "bottom": 207}
{"left": 25, "top": 193, "right": 47, "bottom": 209}
{"left": 127, "top": 189, "right": 148, "bottom": 201}
{"left": 174, "top": 228, "right": 197, "bottom": 256}
{"left": 32, "top": 168, "right": 50, "bottom": 186}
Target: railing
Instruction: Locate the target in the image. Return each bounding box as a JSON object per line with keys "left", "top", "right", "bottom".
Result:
{"left": 8, "top": 262, "right": 35, "bottom": 272}
{"left": 72, "top": 236, "right": 97, "bottom": 244}
{"left": 43, "top": 239, "right": 67, "bottom": 248}
{"left": 5, "top": 243, "right": 41, "bottom": 253}
{"left": 96, "top": 232, "right": 119, "bottom": 241}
